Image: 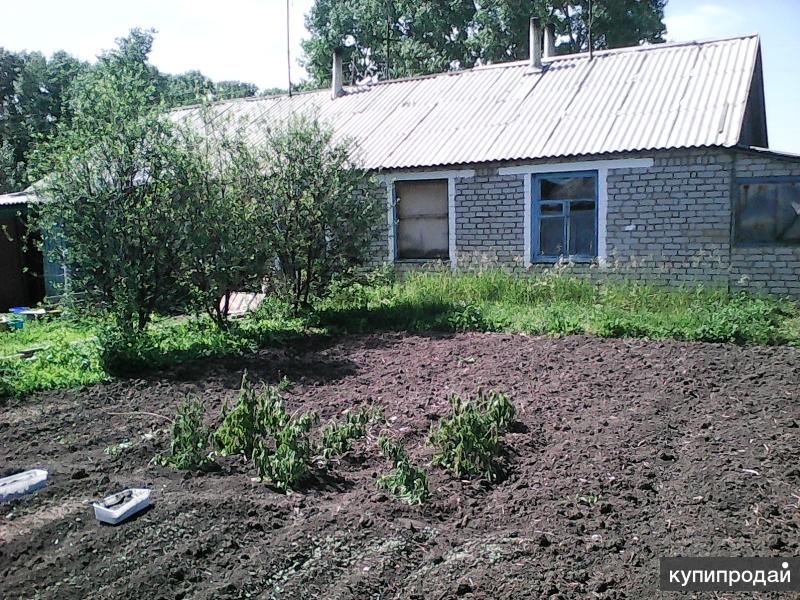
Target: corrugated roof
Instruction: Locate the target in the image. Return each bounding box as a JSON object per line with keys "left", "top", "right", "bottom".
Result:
{"left": 173, "top": 34, "right": 762, "bottom": 171}
{"left": 0, "top": 190, "right": 34, "bottom": 207}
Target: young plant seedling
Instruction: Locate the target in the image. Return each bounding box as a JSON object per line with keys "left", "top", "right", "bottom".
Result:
{"left": 376, "top": 435, "right": 430, "bottom": 505}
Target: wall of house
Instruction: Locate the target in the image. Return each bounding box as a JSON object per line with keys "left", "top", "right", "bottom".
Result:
{"left": 729, "top": 151, "right": 800, "bottom": 295}
{"left": 375, "top": 147, "right": 800, "bottom": 297}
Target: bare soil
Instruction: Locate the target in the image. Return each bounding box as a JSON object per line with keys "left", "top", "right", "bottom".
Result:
{"left": 1, "top": 332, "right": 799, "bottom": 599}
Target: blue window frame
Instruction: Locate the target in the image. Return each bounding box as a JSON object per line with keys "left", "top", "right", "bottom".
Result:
{"left": 532, "top": 171, "right": 598, "bottom": 262}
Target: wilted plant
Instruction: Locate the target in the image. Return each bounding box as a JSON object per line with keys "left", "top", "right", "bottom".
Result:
{"left": 376, "top": 435, "right": 430, "bottom": 505}
{"left": 320, "top": 405, "right": 382, "bottom": 458}
{"left": 254, "top": 411, "right": 319, "bottom": 490}
{"left": 155, "top": 398, "right": 213, "bottom": 470}
{"left": 215, "top": 373, "right": 320, "bottom": 490}
{"left": 428, "top": 389, "right": 516, "bottom": 481}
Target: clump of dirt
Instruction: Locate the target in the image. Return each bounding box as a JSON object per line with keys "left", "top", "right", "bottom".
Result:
{"left": 1, "top": 332, "right": 798, "bottom": 599}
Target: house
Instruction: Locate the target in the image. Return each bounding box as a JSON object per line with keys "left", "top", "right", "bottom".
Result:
{"left": 175, "top": 22, "right": 800, "bottom": 296}
{"left": 0, "top": 186, "right": 67, "bottom": 311}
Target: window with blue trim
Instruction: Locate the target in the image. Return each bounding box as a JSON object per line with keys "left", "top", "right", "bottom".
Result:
{"left": 533, "top": 172, "right": 598, "bottom": 261}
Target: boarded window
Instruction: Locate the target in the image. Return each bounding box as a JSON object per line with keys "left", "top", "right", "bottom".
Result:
{"left": 735, "top": 179, "right": 800, "bottom": 245}
{"left": 533, "top": 173, "right": 597, "bottom": 260}
{"left": 395, "top": 179, "right": 449, "bottom": 260}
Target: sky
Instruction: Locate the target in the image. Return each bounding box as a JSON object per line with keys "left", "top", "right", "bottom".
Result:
{"left": 1, "top": 0, "right": 799, "bottom": 152}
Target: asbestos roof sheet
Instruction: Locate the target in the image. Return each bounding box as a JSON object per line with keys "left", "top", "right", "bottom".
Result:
{"left": 0, "top": 191, "right": 35, "bottom": 207}
{"left": 173, "top": 34, "right": 761, "bottom": 171}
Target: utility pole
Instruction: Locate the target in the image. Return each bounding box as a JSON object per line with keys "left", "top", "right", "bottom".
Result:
{"left": 286, "top": 0, "right": 292, "bottom": 96}
{"left": 588, "top": 0, "right": 594, "bottom": 60}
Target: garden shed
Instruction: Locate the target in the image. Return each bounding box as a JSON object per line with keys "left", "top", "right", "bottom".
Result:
{"left": 176, "top": 27, "right": 800, "bottom": 297}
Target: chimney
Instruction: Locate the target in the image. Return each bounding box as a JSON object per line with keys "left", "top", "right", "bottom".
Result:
{"left": 332, "top": 49, "right": 343, "bottom": 99}
{"left": 529, "top": 17, "right": 542, "bottom": 70}
{"left": 544, "top": 23, "right": 556, "bottom": 58}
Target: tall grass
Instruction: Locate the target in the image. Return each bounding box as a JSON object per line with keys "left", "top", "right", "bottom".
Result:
{"left": 319, "top": 269, "right": 800, "bottom": 346}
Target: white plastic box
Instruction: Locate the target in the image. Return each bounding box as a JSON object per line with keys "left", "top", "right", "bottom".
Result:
{"left": 0, "top": 469, "right": 48, "bottom": 502}
{"left": 92, "top": 488, "right": 151, "bottom": 525}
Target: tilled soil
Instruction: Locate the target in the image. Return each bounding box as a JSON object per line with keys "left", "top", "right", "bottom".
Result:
{"left": 1, "top": 332, "right": 799, "bottom": 600}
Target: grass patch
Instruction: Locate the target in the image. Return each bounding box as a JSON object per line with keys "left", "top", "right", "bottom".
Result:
{"left": 0, "top": 317, "right": 95, "bottom": 357}
{"left": 0, "top": 301, "right": 305, "bottom": 398}
{"left": 318, "top": 269, "right": 800, "bottom": 346}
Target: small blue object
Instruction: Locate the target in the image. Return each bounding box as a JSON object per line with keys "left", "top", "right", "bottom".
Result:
{"left": 6, "top": 319, "right": 24, "bottom": 331}
{"left": 9, "top": 307, "right": 30, "bottom": 314}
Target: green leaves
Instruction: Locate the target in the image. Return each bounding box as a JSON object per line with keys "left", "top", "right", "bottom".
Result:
{"left": 376, "top": 435, "right": 430, "bottom": 505}
{"left": 156, "top": 398, "right": 214, "bottom": 470}
{"left": 302, "top": 0, "right": 667, "bottom": 86}
{"left": 429, "top": 390, "right": 516, "bottom": 481}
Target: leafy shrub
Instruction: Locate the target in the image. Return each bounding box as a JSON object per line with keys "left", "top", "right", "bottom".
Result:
{"left": 429, "top": 390, "right": 516, "bottom": 481}
{"left": 215, "top": 373, "right": 298, "bottom": 455}
{"left": 320, "top": 405, "right": 381, "bottom": 458}
{"left": 155, "top": 399, "right": 213, "bottom": 470}
{"left": 376, "top": 435, "right": 430, "bottom": 505}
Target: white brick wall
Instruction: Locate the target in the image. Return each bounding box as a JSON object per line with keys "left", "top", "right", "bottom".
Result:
{"left": 370, "top": 148, "right": 800, "bottom": 297}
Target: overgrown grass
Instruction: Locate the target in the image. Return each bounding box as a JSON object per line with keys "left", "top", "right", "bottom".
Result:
{"left": 0, "top": 317, "right": 95, "bottom": 357}
{"left": 0, "top": 300, "right": 305, "bottom": 398}
{"left": 318, "top": 269, "right": 800, "bottom": 346}
{"left": 3, "top": 270, "right": 798, "bottom": 398}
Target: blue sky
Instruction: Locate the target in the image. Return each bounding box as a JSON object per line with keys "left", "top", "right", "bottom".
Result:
{"left": 1, "top": 0, "right": 798, "bottom": 151}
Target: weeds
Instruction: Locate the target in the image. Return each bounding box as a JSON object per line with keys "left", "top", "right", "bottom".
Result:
{"left": 429, "top": 390, "right": 516, "bottom": 481}
{"left": 320, "top": 405, "right": 382, "bottom": 458}
{"left": 376, "top": 435, "right": 430, "bottom": 505}
{"left": 254, "top": 411, "right": 319, "bottom": 490}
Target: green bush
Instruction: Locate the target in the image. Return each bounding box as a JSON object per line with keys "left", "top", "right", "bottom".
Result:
{"left": 376, "top": 435, "right": 430, "bottom": 505}
{"left": 155, "top": 399, "right": 214, "bottom": 470}
{"left": 429, "top": 390, "right": 516, "bottom": 481}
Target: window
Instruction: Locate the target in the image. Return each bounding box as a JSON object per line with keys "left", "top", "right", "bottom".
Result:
{"left": 395, "top": 179, "right": 449, "bottom": 260}
{"left": 533, "top": 172, "right": 597, "bottom": 260}
{"left": 735, "top": 178, "right": 800, "bottom": 245}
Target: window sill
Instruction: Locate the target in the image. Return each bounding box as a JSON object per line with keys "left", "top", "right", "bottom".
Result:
{"left": 394, "top": 258, "right": 450, "bottom": 264}
{"left": 532, "top": 256, "right": 597, "bottom": 264}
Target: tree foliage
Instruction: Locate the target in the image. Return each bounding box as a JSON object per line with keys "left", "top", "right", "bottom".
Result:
{"left": 245, "top": 116, "right": 383, "bottom": 312}
{"left": 302, "top": 0, "right": 667, "bottom": 85}
{"left": 0, "top": 29, "right": 259, "bottom": 193}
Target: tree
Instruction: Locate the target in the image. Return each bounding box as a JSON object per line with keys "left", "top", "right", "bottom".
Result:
{"left": 246, "top": 116, "right": 382, "bottom": 312}
{"left": 302, "top": 0, "right": 667, "bottom": 85}
{"left": 32, "top": 30, "right": 203, "bottom": 336}
{"left": 177, "top": 107, "right": 269, "bottom": 329}
{"left": 0, "top": 48, "right": 87, "bottom": 192}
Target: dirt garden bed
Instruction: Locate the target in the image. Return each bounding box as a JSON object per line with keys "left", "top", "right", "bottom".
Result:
{"left": 1, "top": 332, "right": 799, "bottom": 599}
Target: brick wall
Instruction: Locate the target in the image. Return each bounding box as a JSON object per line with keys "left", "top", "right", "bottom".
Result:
{"left": 454, "top": 168, "right": 525, "bottom": 268}
{"left": 605, "top": 150, "right": 732, "bottom": 285}
{"left": 372, "top": 148, "right": 800, "bottom": 297}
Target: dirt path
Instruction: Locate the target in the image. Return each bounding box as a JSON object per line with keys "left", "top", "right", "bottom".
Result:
{"left": 1, "top": 333, "right": 799, "bottom": 599}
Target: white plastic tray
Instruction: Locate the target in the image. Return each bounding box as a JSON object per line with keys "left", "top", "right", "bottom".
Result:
{"left": 92, "top": 488, "right": 151, "bottom": 525}
{"left": 0, "top": 469, "right": 48, "bottom": 502}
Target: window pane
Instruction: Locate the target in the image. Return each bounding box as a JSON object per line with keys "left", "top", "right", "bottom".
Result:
{"left": 540, "top": 176, "right": 595, "bottom": 200}
{"left": 736, "top": 181, "right": 800, "bottom": 244}
{"left": 776, "top": 183, "right": 800, "bottom": 242}
{"left": 539, "top": 217, "right": 565, "bottom": 256}
{"left": 396, "top": 179, "right": 449, "bottom": 259}
{"left": 569, "top": 201, "right": 596, "bottom": 255}
{"left": 540, "top": 202, "right": 563, "bottom": 214}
